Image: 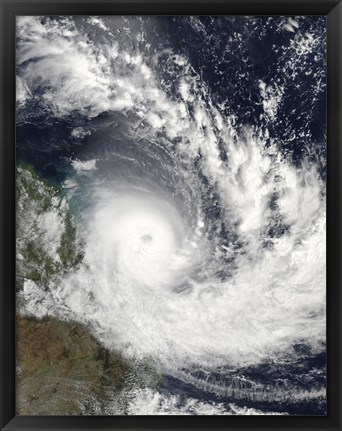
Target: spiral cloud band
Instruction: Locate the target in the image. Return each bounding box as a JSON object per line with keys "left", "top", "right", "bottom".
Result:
{"left": 17, "top": 15, "right": 326, "bottom": 414}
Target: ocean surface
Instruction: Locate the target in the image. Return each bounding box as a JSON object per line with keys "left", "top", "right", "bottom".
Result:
{"left": 16, "top": 15, "right": 326, "bottom": 415}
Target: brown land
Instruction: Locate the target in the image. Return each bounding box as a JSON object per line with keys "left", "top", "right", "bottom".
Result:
{"left": 16, "top": 315, "right": 133, "bottom": 415}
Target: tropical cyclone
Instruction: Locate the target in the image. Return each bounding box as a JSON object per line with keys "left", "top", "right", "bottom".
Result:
{"left": 16, "top": 14, "right": 327, "bottom": 415}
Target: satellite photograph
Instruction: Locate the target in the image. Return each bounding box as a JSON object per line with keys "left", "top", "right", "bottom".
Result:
{"left": 16, "top": 15, "right": 326, "bottom": 415}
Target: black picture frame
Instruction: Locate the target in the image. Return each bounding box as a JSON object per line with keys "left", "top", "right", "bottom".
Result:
{"left": 1, "top": 0, "right": 341, "bottom": 430}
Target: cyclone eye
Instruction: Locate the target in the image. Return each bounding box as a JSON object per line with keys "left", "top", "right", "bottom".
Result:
{"left": 141, "top": 234, "right": 153, "bottom": 243}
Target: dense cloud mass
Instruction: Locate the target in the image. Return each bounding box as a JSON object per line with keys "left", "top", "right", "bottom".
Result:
{"left": 16, "top": 15, "right": 326, "bottom": 415}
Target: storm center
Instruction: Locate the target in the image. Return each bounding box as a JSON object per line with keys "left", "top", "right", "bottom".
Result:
{"left": 141, "top": 234, "right": 153, "bottom": 243}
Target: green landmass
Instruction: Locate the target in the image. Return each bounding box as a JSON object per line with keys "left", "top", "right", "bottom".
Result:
{"left": 16, "top": 165, "right": 161, "bottom": 415}
{"left": 16, "top": 165, "right": 84, "bottom": 291}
